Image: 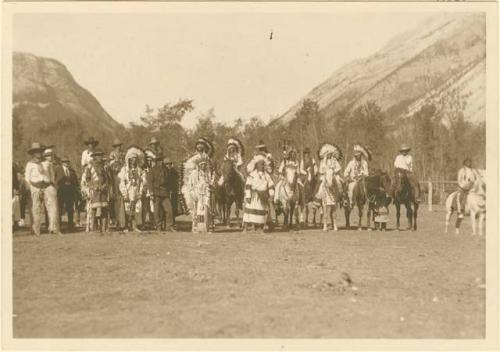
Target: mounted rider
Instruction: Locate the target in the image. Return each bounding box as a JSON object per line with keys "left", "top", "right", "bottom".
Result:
{"left": 299, "top": 147, "right": 318, "bottom": 182}
{"left": 456, "top": 157, "right": 478, "bottom": 219}
{"left": 344, "top": 144, "right": 370, "bottom": 208}
{"left": 394, "top": 144, "right": 421, "bottom": 202}
{"left": 220, "top": 137, "right": 245, "bottom": 184}
{"left": 243, "top": 154, "right": 275, "bottom": 232}
{"left": 274, "top": 147, "right": 304, "bottom": 205}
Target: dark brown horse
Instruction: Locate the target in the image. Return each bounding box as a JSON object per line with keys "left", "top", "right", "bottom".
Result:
{"left": 392, "top": 169, "right": 419, "bottom": 231}
{"left": 216, "top": 160, "right": 245, "bottom": 227}
{"left": 345, "top": 171, "right": 392, "bottom": 230}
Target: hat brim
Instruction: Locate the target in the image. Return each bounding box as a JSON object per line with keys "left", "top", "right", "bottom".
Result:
{"left": 28, "top": 148, "right": 43, "bottom": 154}
{"left": 399, "top": 148, "right": 411, "bottom": 152}
{"left": 85, "top": 140, "right": 99, "bottom": 146}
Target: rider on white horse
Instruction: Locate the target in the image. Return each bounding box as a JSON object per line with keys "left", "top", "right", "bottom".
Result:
{"left": 344, "top": 144, "right": 370, "bottom": 208}
{"left": 456, "top": 157, "right": 478, "bottom": 219}
{"left": 274, "top": 148, "right": 304, "bottom": 204}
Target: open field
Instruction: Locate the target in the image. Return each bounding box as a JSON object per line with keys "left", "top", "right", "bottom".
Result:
{"left": 12, "top": 205, "right": 485, "bottom": 338}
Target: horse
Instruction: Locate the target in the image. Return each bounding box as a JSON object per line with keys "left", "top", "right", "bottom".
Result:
{"left": 275, "top": 165, "right": 303, "bottom": 230}
{"left": 445, "top": 170, "right": 486, "bottom": 236}
{"left": 392, "top": 169, "right": 419, "bottom": 231}
{"left": 216, "top": 159, "right": 245, "bottom": 228}
{"left": 302, "top": 168, "right": 320, "bottom": 227}
{"left": 345, "top": 171, "right": 392, "bottom": 230}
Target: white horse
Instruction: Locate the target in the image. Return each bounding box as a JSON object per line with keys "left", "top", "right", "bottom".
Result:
{"left": 275, "top": 165, "right": 304, "bottom": 229}
{"left": 445, "top": 169, "right": 486, "bottom": 236}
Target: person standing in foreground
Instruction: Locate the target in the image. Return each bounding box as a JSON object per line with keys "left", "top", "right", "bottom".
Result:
{"left": 119, "top": 151, "right": 146, "bottom": 233}
{"left": 187, "top": 154, "right": 215, "bottom": 233}
{"left": 394, "top": 144, "right": 421, "bottom": 202}
{"left": 243, "top": 155, "right": 275, "bottom": 233}
{"left": 41, "top": 147, "right": 62, "bottom": 235}
{"left": 24, "top": 143, "right": 52, "bottom": 236}
{"left": 57, "top": 157, "right": 79, "bottom": 230}
{"left": 108, "top": 138, "right": 125, "bottom": 227}
{"left": 164, "top": 157, "right": 179, "bottom": 225}
{"left": 81, "top": 149, "right": 112, "bottom": 233}
{"left": 151, "top": 156, "right": 176, "bottom": 232}
{"left": 456, "top": 157, "right": 477, "bottom": 219}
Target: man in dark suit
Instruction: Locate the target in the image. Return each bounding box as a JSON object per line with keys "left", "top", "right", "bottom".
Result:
{"left": 164, "top": 157, "right": 179, "bottom": 225}
{"left": 151, "top": 156, "right": 175, "bottom": 232}
{"left": 57, "top": 157, "right": 79, "bottom": 230}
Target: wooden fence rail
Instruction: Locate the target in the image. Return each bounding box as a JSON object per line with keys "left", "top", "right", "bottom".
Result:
{"left": 418, "top": 181, "right": 457, "bottom": 211}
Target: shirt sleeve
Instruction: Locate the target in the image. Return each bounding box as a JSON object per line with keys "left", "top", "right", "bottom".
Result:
{"left": 343, "top": 162, "right": 351, "bottom": 178}
{"left": 362, "top": 160, "right": 369, "bottom": 176}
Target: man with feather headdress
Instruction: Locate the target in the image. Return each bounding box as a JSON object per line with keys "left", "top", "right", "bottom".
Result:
{"left": 344, "top": 144, "right": 370, "bottom": 208}
{"left": 314, "top": 143, "right": 343, "bottom": 207}
{"left": 180, "top": 137, "right": 216, "bottom": 231}
{"left": 118, "top": 146, "right": 147, "bottom": 232}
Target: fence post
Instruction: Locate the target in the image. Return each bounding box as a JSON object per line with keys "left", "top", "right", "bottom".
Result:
{"left": 428, "top": 180, "right": 433, "bottom": 212}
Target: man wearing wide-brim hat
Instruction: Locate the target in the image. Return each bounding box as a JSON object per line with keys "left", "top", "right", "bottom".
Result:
{"left": 24, "top": 143, "right": 55, "bottom": 236}
{"left": 81, "top": 136, "right": 99, "bottom": 168}
{"left": 164, "top": 157, "right": 179, "bottom": 224}
{"left": 147, "top": 136, "right": 164, "bottom": 160}
{"left": 57, "top": 156, "right": 79, "bottom": 229}
{"left": 394, "top": 144, "right": 421, "bottom": 202}
{"left": 81, "top": 148, "right": 112, "bottom": 232}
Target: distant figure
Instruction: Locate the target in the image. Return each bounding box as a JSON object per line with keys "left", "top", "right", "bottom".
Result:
{"left": 456, "top": 157, "right": 477, "bottom": 218}
{"left": 81, "top": 137, "right": 99, "bottom": 168}
{"left": 24, "top": 143, "right": 51, "bottom": 236}
{"left": 57, "top": 157, "right": 79, "bottom": 230}
{"left": 269, "top": 31, "right": 273, "bottom": 40}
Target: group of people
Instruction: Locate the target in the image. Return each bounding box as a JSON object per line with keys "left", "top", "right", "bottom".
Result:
{"left": 14, "top": 137, "right": 179, "bottom": 236}
{"left": 13, "top": 133, "right": 480, "bottom": 235}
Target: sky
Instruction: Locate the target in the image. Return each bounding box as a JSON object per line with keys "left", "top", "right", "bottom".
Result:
{"left": 13, "top": 12, "right": 434, "bottom": 128}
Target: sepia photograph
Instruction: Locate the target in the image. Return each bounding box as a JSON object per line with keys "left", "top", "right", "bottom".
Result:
{"left": 2, "top": 1, "right": 498, "bottom": 348}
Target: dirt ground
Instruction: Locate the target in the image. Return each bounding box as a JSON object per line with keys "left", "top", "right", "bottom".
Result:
{"left": 12, "top": 205, "right": 485, "bottom": 338}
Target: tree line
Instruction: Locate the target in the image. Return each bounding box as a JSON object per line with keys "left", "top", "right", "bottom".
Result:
{"left": 13, "top": 88, "right": 485, "bottom": 182}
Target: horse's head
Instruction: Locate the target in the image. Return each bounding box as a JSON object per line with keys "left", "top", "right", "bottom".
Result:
{"left": 221, "top": 159, "right": 235, "bottom": 180}
{"left": 472, "top": 171, "right": 486, "bottom": 196}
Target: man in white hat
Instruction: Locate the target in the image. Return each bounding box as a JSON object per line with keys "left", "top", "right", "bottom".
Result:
{"left": 344, "top": 145, "right": 370, "bottom": 208}
{"left": 41, "top": 147, "right": 62, "bottom": 235}
{"left": 394, "top": 144, "right": 421, "bottom": 201}
{"left": 24, "top": 143, "right": 52, "bottom": 236}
